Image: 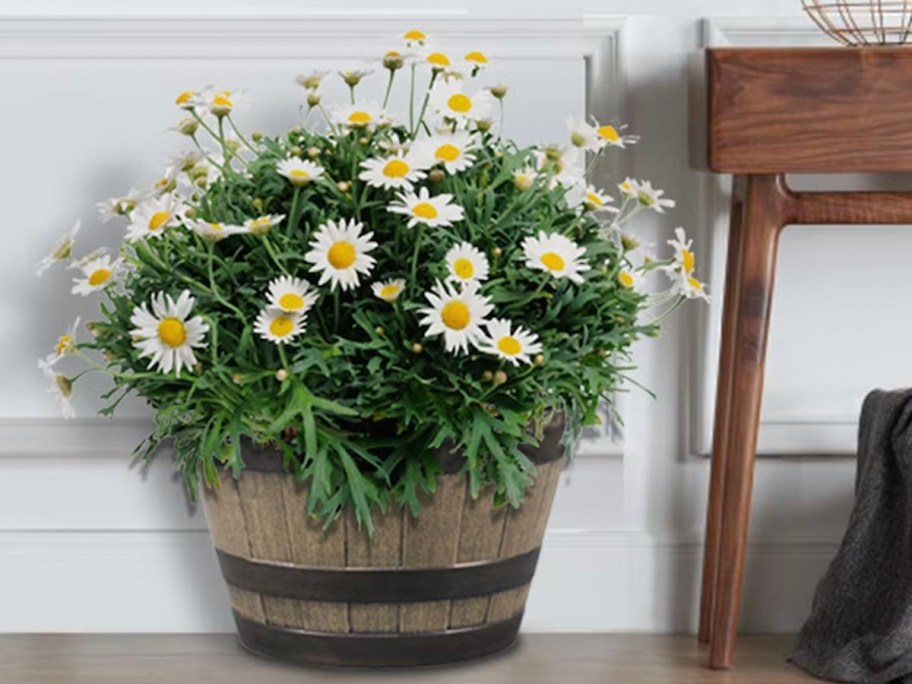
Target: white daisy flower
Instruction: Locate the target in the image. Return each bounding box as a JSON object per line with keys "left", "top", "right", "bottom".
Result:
{"left": 477, "top": 318, "right": 542, "bottom": 366}
{"left": 372, "top": 278, "right": 406, "bottom": 303}
{"left": 672, "top": 270, "right": 710, "bottom": 302}
{"left": 38, "top": 357, "right": 75, "bottom": 419}
{"left": 126, "top": 194, "right": 183, "bottom": 242}
{"left": 666, "top": 227, "right": 697, "bottom": 276}
{"left": 332, "top": 103, "right": 387, "bottom": 130}
{"left": 254, "top": 308, "right": 307, "bottom": 344}
{"left": 205, "top": 88, "right": 247, "bottom": 118}
{"left": 423, "top": 50, "right": 454, "bottom": 71}
{"left": 429, "top": 80, "right": 494, "bottom": 122}
{"left": 359, "top": 152, "right": 427, "bottom": 190}
{"left": 305, "top": 218, "right": 378, "bottom": 292}
{"left": 71, "top": 254, "right": 122, "bottom": 296}
{"left": 129, "top": 290, "right": 210, "bottom": 377}
{"left": 402, "top": 28, "right": 429, "bottom": 49}
{"left": 617, "top": 268, "right": 643, "bottom": 292}
{"left": 621, "top": 179, "right": 675, "bottom": 213}
{"left": 244, "top": 214, "right": 285, "bottom": 236}
{"left": 37, "top": 221, "right": 80, "bottom": 276}
{"left": 567, "top": 117, "right": 603, "bottom": 151}
{"left": 49, "top": 317, "right": 81, "bottom": 362}
{"left": 338, "top": 68, "right": 374, "bottom": 87}
{"left": 463, "top": 50, "right": 490, "bottom": 72}
{"left": 266, "top": 276, "right": 315, "bottom": 315}
{"left": 388, "top": 187, "right": 464, "bottom": 228}
{"left": 295, "top": 70, "right": 329, "bottom": 90}
{"left": 513, "top": 168, "right": 537, "bottom": 192}
{"left": 276, "top": 158, "right": 325, "bottom": 187}
{"left": 521, "top": 231, "right": 591, "bottom": 284}
{"left": 418, "top": 131, "right": 476, "bottom": 174}
{"left": 96, "top": 189, "right": 143, "bottom": 223}
{"left": 150, "top": 166, "right": 178, "bottom": 197}
{"left": 591, "top": 119, "right": 638, "bottom": 149}
{"left": 445, "top": 242, "right": 489, "bottom": 285}
{"left": 187, "top": 218, "right": 247, "bottom": 242}
{"left": 174, "top": 89, "right": 203, "bottom": 110}
{"left": 582, "top": 185, "right": 618, "bottom": 213}
{"left": 418, "top": 280, "right": 493, "bottom": 355}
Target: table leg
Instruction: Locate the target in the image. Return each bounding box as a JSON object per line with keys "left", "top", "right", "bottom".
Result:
{"left": 709, "top": 174, "right": 786, "bottom": 669}
{"left": 698, "top": 176, "right": 746, "bottom": 644}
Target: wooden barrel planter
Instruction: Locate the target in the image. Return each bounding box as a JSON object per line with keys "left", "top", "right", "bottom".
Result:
{"left": 201, "top": 417, "right": 565, "bottom": 668}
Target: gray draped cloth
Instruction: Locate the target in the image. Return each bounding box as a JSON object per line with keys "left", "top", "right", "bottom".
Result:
{"left": 791, "top": 389, "right": 912, "bottom": 683}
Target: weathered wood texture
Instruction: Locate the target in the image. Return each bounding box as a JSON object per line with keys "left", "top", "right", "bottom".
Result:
{"left": 202, "top": 459, "right": 562, "bottom": 637}
{"left": 706, "top": 48, "right": 912, "bottom": 174}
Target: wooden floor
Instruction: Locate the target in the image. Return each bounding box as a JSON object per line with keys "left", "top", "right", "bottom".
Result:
{"left": 0, "top": 634, "right": 821, "bottom": 683}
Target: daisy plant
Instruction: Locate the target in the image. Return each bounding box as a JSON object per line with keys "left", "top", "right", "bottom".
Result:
{"left": 39, "top": 29, "right": 708, "bottom": 534}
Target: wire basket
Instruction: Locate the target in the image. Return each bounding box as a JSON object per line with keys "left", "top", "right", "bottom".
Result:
{"left": 802, "top": 1, "right": 912, "bottom": 45}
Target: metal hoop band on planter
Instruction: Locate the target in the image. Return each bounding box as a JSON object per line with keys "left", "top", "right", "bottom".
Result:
{"left": 233, "top": 610, "right": 525, "bottom": 668}
{"left": 202, "top": 414, "right": 567, "bottom": 668}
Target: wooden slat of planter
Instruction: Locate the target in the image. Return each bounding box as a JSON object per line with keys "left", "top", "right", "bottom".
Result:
{"left": 399, "top": 473, "right": 467, "bottom": 632}
{"left": 487, "top": 461, "right": 562, "bottom": 623}
{"left": 345, "top": 506, "right": 403, "bottom": 633}
{"left": 280, "top": 478, "right": 349, "bottom": 634}
{"left": 448, "top": 484, "right": 506, "bottom": 628}
{"left": 237, "top": 472, "right": 300, "bottom": 628}
{"left": 201, "top": 482, "right": 266, "bottom": 622}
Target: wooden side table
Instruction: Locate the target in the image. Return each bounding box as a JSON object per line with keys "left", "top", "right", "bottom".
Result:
{"left": 693, "top": 47, "right": 912, "bottom": 670}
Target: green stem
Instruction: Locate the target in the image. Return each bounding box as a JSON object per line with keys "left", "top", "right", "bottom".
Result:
{"left": 408, "top": 63, "right": 417, "bottom": 132}
{"left": 260, "top": 235, "right": 288, "bottom": 273}
{"left": 382, "top": 69, "right": 396, "bottom": 108}
{"left": 288, "top": 187, "right": 302, "bottom": 231}
{"left": 226, "top": 115, "right": 255, "bottom": 151}
{"left": 190, "top": 109, "right": 221, "bottom": 143}
{"left": 410, "top": 225, "right": 424, "bottom": 286}
{"left": 317, "top": 103, "right": 340, "bottom": 137}
{"left": 348, "top": 84, "right": 356, "bottom": 105}
{"left": 411, "top": 70, "right": 438, "bottom": 138}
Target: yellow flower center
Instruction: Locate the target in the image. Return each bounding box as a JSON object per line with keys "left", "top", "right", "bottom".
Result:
{"left": 88, "top": 268, "right": 111, "bottom": 287}
{"left": 157, "top": 317, "right": 187, "bottom": 348}
{"left": 620, "top": 181, "right": 632, "bottom": 194}
{"left": 327, "top": 240, "right": 357, "bottom": 269}
{"left": 452, "top": 257, "right": 474, "bottom": 280}
{"left": 148, "top": 211, "right": 170, "bottom": 231}
{"left": 681, "top": 249, "right": 695, "bottom": 275}
{"left": 597, "top": 125, "right": 620, "bottom": 142}
{"left": 447, "top": 93, "right": 472, "bottom": 114}
{"left": 269, "top": 316, "right": 295, "bottom": 338}
{"left": 435, "top": 144, "right": 461, "bottom": 162}
{"left": 585, "top": 192, "right": 603, "bottom": 207}
{"left": 412, "top": 202, "right": 438, "bottom": 219}
{"left": 383, "top": 159, "right": 410, "bottom": 178}
{"left": 688, "top": 276, "right": 704, "bottom": 291}
{"left": 427, "top": 52, "right": 451, "bottom": 67}
{"left": 618, "top": 271, "right": 635, "bottom": 288}
{"left": 379, "top": 284, "right": 401, "bottom": 300}
{"left": 175, "top": 90, "right": 195, "bottom": 105}
{"left": 497, "top": 336, "right": 522, "bottom": 356}
{"left": 289, "top": 169, "right": 310, "bottom": 181}
{"left": 386, "top": 50, "right": 401, "bottom": 58}
{"left": 348, "top": 111, "right": 372, "bottom": 125}
{"left": 404, "top": 29, "right": 426, "bottom": 41}
{"left": 540, "top": 252, "right": 565, "bottom": 272}
{"left": 212, "top": 94, "right": 233, "bottom": 110}
{"left": 208, "top": 223, "right": 223, "bottom": 232}
{"left": 465, "top": 51, "right": 488, "bottom": 64}
{"left": 441, "top": 301, "right": 470, "bottom": 330}
{"left": 278, "top": 293, "right": 305, "bottom": 311}
{"left": 55, "top": 335, "right": 73, "bottom": 357}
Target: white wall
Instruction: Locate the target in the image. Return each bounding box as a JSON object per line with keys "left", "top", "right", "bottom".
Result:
{"left": 3, "top": 0, "right": 905, "bottom": 633}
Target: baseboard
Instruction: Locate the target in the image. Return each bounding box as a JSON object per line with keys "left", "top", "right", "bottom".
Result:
{"left": 0, "top": 529, "right": 838, "bottom": 633}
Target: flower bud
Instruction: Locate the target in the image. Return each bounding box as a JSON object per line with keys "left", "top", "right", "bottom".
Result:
{"left": 514, "top": 174, "right": 533, "bottom": 192}
{"left": 251, "top": 198, "right": 264, "bottom": 212}
{"left": 358, "top": 136, "right": 369, "bottom": 146}
{"left": 184, "top": 207, "right": 197, "bottom": 219}
{"left": 251, "top": 131, "right": 264, "bottom": 143}
{"left": 275, "top": 368, "right": 288, "bottom": 382}
{"left": 232, "top": 373, "right": 243, "bottom": 384}
{"left": 492, "top": 246, "right": 503, "bottom": 258}
{"left": 482, "top": 370, "right": 494, "bottom": 382}
{"left": 342, "top": 71, "right": 364, "bottom": 87}
{"left": 307, "top": 146, "right": 320, "bottom": 159}
{"left": 225, "top": 139, "right": 241, "bottom": 155}
{"left": 621, "top": 234, "right": 640, "bottom": 252}
{"left": 337, "top": 181, "right": 352, "bottom": 193}
{"left": 307, "top": 92, "right": 321, "bottom": 108}
{"left": 533, "top": 354, "right": 545, "bottom": 366}
{"left": 488, "top": 84, "right": 508, "bottom": 100}
{"left": 475, "top": 118, "right": 494, "bottom": 133}
{"left": 570, "top": 131, "right": 587, "bottom": 148}
{"left": 383, "top": 51, "right": 405, "bottom": 71}
{"left": 177, "top": 117, "right": 199, "bottom": 136}
{"left": 493, "top": 370, "right": 507, "bottom": 385}
{"left": 544, "top": 144, "right": 563, "bottom": 161}
{"left": 374, "top": 326, "right": 385, "bottom": 336}
{"left": 411, "top": 343, "right": 423, "bottom": 354}
{"left": 290, "top": 146, "right": 302, "bottom": 157}
{"left": 429, "top": 169, "right": 446, "bottom": 184}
